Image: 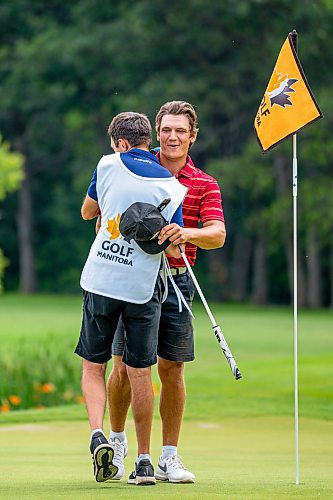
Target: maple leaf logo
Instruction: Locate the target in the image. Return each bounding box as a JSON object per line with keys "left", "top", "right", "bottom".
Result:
{"left": 107, "top": 213, "right": 121, "bottom": 240}
{"left": 267, "top": 71, "right": 298, "bottom": 108}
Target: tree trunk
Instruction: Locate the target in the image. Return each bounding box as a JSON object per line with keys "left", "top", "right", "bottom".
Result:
{"left": 330, "top": 229, "right": 333, "bottom": 309}
{"left": 306, "top": 226, "right": 322, "bottom": 308}
{"left": 207, "top": 249, "right": 228, "bottom": 301}
{"left": 230, "top": 234, "right": 251, "bottom": 301}
{"left": 18, "top": 163, "right": 37, "bottom": 293}
{"left": 273, "top": 154, "right": 306, "bottom": 306}
{"left": 252, "top": 234, "right": 268, "bottom": 305}
{"left": 297, "top": 250, "right": 307, "bottom": 307}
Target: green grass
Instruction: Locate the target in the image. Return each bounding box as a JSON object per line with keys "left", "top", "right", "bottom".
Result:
{"left": 0, "top": 417, "right": 332, "bottom": 499}
{"left": 0, "top": 293, "right": 332, "bottom": 419}
{"left": 0, "top": 294, "right": 82, "bottom": 349}
{"left": 0, "top": 294, "right": 332, "bottom": 498}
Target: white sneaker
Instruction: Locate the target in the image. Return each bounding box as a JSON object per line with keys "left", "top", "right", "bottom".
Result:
{"left": 155, "top": 455, "right": 195, "bottom": 483}
{"left": 108, "top": 437, "right": 128, "bottom": 480}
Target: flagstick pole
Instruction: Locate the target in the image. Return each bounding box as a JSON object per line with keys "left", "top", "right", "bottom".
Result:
{"left": 290, "top": 29, "right": 299, "bottom": 486}
{"left": 292, "top": 132, "right": 299, "bottom": 485}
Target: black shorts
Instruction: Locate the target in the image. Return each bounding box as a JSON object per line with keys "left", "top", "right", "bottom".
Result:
{"left": 112, "top": 272, "right": 195, "bottom": 363}
{"left": 75, "top": 281, "right": 162, "bottom": 368}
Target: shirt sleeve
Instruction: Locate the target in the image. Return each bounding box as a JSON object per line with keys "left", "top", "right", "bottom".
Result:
{"left": 87, "top": 168, "right": 98, "bottom": 201}
{"left": 170, "top": 203, "right": 184, "bottom": 226}
{"left": 199, "top": 179, "right": 224, "bottom": 224}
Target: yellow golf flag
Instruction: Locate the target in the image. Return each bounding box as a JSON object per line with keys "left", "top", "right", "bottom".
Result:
{"left": 254, "top": 33, "right": 322, "bottom": 152}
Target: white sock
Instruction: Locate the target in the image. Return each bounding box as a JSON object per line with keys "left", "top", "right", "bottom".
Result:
{"left": 136, "top": 453, "right": 151, "bottom": 465}
{"left": 109, "top": 431, "right": 126, "bottom": 443}
{"left": 91, "top": 428, "right": 104, "bottom": 439}
{"left": 162, "top": 445, "right": 177, "bottom": 459}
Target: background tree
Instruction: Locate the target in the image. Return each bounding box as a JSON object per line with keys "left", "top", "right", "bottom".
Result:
{"left": 0, "top": 0, "right": 332, "bottom": 306}
{"left": 0, "top": 136, "right": 24, "bottom": 291}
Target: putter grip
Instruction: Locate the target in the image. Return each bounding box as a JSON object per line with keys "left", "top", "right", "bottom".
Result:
{"left": 213, "top": 326, "right": 242, "bottom": 380}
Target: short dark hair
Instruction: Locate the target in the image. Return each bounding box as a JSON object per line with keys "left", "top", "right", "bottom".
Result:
{"left": 155, "top": 101, "right": 198, "bottom": 137}
{"left": 108, "top": 112, "right": 152, "bottom": 148}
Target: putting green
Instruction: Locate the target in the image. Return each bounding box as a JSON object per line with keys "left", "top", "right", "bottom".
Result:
{"left": 0, "top": 417, "right": 332, "bottom": 499}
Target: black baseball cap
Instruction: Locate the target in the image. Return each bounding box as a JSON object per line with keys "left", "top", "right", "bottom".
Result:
{"left": 119, "top": 198, "right": 171, "bottom": 255}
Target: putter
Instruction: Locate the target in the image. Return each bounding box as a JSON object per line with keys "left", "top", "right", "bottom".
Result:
{"left": 178, "top": 245, "right": 242, "bottom": 380}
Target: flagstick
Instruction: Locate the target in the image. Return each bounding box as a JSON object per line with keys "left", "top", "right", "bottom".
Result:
{"left": 290, "top": 29, "right": 300, "bottom": 486}
{"left": 292, "top": 132, "right": 299, "bottom": 485}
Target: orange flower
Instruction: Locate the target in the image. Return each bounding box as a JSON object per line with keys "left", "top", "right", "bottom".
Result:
{"left": 0, "top": 403, "right": 10, "bottom": 413}
{"left": 8, "top": 395, "right": 21, "bottom": 406}
{"left": 39, "top": 383, "right": 55, "bottom": 394}
{"left": 75, "top": 395, "right": 84, "bottom": 404}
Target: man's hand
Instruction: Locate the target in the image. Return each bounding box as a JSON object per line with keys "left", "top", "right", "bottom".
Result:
{"left": 158, "top": 224, "right": 192, "bottom": 246}
{"left": 158, "top": 220, "right": 226, "bottom": 250}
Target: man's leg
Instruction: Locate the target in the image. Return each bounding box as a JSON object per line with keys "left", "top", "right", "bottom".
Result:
{"left": 156, "top": 360, "right": 195, "bottom": 483}
{"left": 155, "top": 272, "right": 195, "bottom": 483}
{"left": 106, "top": 319, "right": 131, "bottom": 480}
{"left": 126, "top": 366, "right": 154, "bottom": 454}
{"left": 125, "top": 365, "right": 156, "bottom": 485}
{"left": 121, "top": 280, "right": 161, "bottom": 485}
{"left": 81, "top": 359, "right": 118, "bottom": 482}
{"left": 107, "top": 355, "right": 131, "bottom": 432}
{"left": 82, "top": 359, "right": 107, "bottom": 430}
{"left": 106, "top": 355, "right": 131, "bottom": 480}
{"left": 75, "top": 291, "right": 121, "bottom": 482}
{"left": 157, "top": 358, "right": 185, "bottom": 446}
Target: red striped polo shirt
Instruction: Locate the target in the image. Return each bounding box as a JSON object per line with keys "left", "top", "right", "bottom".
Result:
{"left": 157, "top": 153, "right": 224, "bottom": 268}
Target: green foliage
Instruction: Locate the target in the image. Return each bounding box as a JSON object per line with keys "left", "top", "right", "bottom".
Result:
{"left": 0, "top": 294, "right": 83, "bottom": 410}
{"left": 0, "top": 136, "right": 24, "bottom": 201}
{"left": 0, "top": 136, "right": 24, "bottom": 292}
{"left": 208, "top": 139, "right": 277, "bottom": 233}
{"left": 0, "top": 335, "right": 82, "bottom": 410}
{"left": 0, "top": 0, "right": 332, "bottom": 304}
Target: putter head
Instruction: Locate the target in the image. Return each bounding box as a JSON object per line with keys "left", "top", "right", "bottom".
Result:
{"left": 235, "top": 368, "right": 242, "bottom": 380}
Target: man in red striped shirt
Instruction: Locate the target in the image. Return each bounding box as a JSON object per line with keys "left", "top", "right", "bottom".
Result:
{"left": 107, "top": 101, "right": 226, "bottom": 483}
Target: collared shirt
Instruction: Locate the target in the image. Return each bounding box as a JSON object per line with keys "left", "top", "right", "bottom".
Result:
{"left": 156, "top": 153, "right": 224, "bottom": 268}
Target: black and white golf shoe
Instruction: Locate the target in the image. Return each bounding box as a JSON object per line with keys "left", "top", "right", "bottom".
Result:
{"left": 90, "top": 431, "right": 118, "bottom": 482}
{"left": 127, "top": 469, "right": 136, "bottom": 485}
{"left": 128, "top": 459, "right": 156, "bottom": 485}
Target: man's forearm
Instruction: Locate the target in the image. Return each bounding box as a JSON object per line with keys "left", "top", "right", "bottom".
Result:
{"left": 81, "top": 195, "right": 100, "bottom": 220}
{"left": 186, "top": 224, "right": 226, "bottom": 249}
{"left": 158, "top": 220, "right": 226, "bottom": 250}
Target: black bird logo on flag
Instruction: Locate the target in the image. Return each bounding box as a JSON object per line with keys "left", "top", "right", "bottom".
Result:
{"left": 267, "top": 77, "right": 298, "bottom": 107}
